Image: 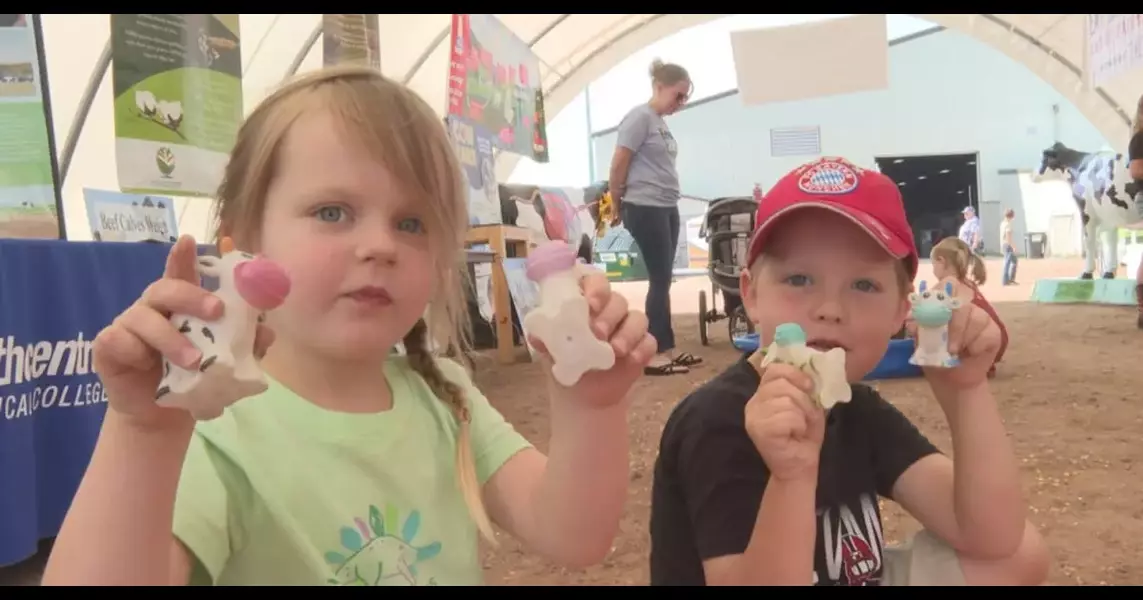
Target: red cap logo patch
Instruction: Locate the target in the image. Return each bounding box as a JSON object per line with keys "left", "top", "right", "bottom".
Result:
{"left": 797, "top": 159, "right": 860, "bottom": 195}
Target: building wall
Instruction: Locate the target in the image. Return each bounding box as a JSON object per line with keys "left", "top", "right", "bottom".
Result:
{"left": 591, "top": 28, "right": 1112, "bottom": 255}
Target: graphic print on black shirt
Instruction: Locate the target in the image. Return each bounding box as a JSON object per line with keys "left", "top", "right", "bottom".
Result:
{"left": 815, "top": 493, "right": 884, "bottom": 586}
{"left": 649, "top": 355, "right": 939, "bottom": 586}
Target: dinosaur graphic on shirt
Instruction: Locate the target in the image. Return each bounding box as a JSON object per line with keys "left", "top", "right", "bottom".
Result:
{"left": 324, "top": 503, "right": 442, "bottom": 586}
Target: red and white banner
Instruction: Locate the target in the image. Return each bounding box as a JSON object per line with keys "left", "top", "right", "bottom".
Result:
{"left": 447, "top": 14, "right": 548, "bottom": 162}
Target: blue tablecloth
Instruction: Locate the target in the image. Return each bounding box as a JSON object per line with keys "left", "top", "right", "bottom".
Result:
{"left": 0, "top": 240, "right": 207, "bottom": 567}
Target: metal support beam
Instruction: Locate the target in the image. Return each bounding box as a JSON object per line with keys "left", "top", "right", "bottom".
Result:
{"left": 285, "top": 21, "right": 322, "bottom": 79}
{"left": 58, "top": 40, "right": 111, "bottom": 183}
{"left": 979, "top": 14, "right": 1130, "bottom": 128}
{"left": 528, "top": 14, "right": 571, "bottom": 46}
{"left": 542, "top": 15, "right": 665, "bottom": 99}
{"left": 404, "top": 26, "right": 450, "bottom": 84}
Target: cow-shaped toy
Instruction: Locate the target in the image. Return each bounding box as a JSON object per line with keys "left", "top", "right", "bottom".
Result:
{"left": 1034, "top": 141, "right": 1143, "bottom": 279}
{"left": 908, "top": 280, "right": 962, "bottom": 368}
{"left": 155, "top": 237, "right": 291, "bottom": 420}
{"left": 523, "top": 241, "right": 615, "bottom": 387}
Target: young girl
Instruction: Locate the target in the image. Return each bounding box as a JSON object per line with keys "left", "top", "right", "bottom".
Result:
{"left": 930, "top": 237, "right": 1008, "bottom": 377}
{"left": 43, "top": 66, "right": 656, "bottom": 586}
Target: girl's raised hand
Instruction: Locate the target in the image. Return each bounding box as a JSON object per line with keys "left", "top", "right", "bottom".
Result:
{"left": 91, "top": 236, "right": 275, "bottom": 431}
{"left": 530, "top": 268, "right": 656, "bottom": 408}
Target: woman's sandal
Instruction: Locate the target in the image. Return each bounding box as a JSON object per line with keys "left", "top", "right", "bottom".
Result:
{"left": 672, "top": 352, "right": 703, "bottom": 367}
{"left": 644, "top": 363, "right": 690, "bottom": 376}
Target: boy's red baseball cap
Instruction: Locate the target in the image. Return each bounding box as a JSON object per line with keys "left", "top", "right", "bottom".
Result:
{"left": 746, "top": 157, "right": 919, "bottom": 279}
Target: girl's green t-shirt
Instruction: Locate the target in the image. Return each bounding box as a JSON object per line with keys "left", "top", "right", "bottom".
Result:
{"left": 172, "top": 357, "right": 531, "bottom": 586}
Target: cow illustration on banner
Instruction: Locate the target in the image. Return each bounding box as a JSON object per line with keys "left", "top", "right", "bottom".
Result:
{"left": 447, "top": 14, "right": 548, "bottom": 162}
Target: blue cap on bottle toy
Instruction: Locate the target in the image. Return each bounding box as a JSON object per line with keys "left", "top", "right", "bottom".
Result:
{"left": 774, "top": 323, "right": 806, "bottom": 346}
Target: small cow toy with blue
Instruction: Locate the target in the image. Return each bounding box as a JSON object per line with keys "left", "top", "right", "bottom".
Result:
{"left": 908, "top": 280, "right": 962, "bottom": 368}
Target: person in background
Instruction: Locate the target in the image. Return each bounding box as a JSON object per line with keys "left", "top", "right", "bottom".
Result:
{"left": 958, "top": 206, "right": 982, "bottom": 255}
{"left": 931, "top": 237, "right": 1008, "bottom": 378}
{"left": 1129, "top": 94, "right": 1143, "bottom": 328}
{"left": 999, "top": 209, "right": 1018, "bottom": 286}
{"left": 609, "top": 59, "right": 700, "bottom": 376}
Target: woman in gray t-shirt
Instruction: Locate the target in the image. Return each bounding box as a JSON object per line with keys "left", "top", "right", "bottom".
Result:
{"left": 608, "top": 59, "right": 701, "bottom": 375}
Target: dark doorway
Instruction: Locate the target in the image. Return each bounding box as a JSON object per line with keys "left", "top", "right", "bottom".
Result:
{"left": 875, "top": 153, "right": 979, "bottom": 258}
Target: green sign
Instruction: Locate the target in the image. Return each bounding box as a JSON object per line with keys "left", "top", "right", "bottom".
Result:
{"left": 1051, "top": 280, "right": 1095, "bottom": 303}
{"left": 111, "top": 14, "right": 243, "bottom": 197}
{"left": 595, "top": 251, "right": 648, "bottom": 282}
{"left": 0, "top": 15, "right": 61, "bottom": 239}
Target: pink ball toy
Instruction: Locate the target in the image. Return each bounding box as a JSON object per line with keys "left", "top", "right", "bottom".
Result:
{"left": 233, "top": 257, "right": 291, "bottom": 311}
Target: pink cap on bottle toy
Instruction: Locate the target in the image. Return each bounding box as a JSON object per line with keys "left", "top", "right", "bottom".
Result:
{"left": 526, "top": 242, "right": 578, "bottom": 282}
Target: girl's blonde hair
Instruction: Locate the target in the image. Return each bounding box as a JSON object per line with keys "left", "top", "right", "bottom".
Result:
{"left": 931, "top": 237, "right": 986, "bottom": 286}
{"left": 210, "top": 66, "right": 494, "bottom": 542}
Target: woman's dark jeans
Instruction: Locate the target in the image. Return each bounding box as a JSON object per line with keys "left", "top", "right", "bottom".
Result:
{"left": 622, "top": 203, "right": 679, "bottom": 354}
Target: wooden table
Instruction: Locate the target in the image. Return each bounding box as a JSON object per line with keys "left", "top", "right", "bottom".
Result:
{"left": 466, "top": 224, "right": 533, "bottom": 364}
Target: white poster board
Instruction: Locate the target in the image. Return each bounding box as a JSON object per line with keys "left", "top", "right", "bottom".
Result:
{"left": 83, "top": 188, "right": 179, "bottom": 243}
{"left": 731, "top": 14, "right": 889, "bottom": 106}
{"left": 447, "top": 116, "right": 502, "bottom": 225}
{"left": 1086, "top": 14, "right": 1143, "bottom": 87}
{"left": 502, "top": 257, "right": 540, "bottom": 359}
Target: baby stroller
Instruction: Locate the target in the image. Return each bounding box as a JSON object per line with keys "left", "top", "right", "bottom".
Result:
{"left": 697, "top": 195, "right": 759, "bottom": 345}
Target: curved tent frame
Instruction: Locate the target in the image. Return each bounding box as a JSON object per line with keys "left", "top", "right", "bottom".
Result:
{"left": 42, "top": 14, "right": 1140, "bottom": 240}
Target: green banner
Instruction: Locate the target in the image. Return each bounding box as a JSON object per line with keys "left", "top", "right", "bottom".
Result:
{"left": 0, "top": 14, "right": 62, "bottom": 239}
{"left": 594, "top": 251, "right": 649, "bottom": 282}
{"left": 322, "top": 14, "right": 380, "bottom": 69}
{"left": 110, "top": 14, "right": 243, "bottom": 197}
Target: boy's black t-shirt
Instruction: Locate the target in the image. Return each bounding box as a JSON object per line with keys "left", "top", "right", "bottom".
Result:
{"left": 649, "top": 356, "right": 940, "bottom": 586}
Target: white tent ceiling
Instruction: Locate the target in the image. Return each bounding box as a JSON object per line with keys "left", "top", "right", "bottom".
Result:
{"left": 41, "top": 14, "right": 1141, "bottom": 241}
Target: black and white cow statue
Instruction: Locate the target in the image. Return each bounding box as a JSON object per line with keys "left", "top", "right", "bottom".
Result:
{"left": 1035, "top": 141, "right": 1143, "bottom": 279}
{"left": 155, "top": 239, "right": 291, "bottom": 420}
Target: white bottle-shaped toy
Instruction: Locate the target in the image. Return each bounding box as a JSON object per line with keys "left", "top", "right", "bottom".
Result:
{"left": 759, "top": 322, "right": 851, "bottom": 410}
{"left": 523, "top": 242, "right": 616, "bottom": 387}
{"left": 907, "top": 280, "right": 963, "bottom": 368}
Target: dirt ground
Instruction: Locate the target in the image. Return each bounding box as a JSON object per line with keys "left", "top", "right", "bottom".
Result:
{"left": 4, "top": 258, "right": 1140, "bottom": 586}
{"left": 476, "top": 257, "right": 1143, "bottom": 586}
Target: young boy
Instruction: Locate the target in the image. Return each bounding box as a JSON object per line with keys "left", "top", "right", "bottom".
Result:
{"left": 648, "top": 157, "right": 1049, "bottom": 586}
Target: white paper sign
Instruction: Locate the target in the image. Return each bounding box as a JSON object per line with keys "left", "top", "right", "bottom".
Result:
{"left": 1087, "top": 14, "right": 1143, "bottom": 87}
{"left": 83, "top": 188, "right": 179, "bottom": 243}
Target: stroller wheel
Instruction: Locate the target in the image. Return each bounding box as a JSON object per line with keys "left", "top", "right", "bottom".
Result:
{"left": 728, "top": 305, "right": 753, "bottom": 341}
{"left": 698, "top": 290, "right": 709, "bottom": 346}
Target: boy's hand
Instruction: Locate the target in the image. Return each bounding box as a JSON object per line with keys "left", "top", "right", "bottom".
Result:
{"left": 911, "top": 296, "right": 1002, "bottom": 394}
{"left": 529, "top": 267, "right": 656, "bottom": 409}
{"left": 745, "top": 364, "right": 824, "bottom": 482}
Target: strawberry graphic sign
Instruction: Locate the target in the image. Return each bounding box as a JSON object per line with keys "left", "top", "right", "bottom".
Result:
{"left": 446, "top": 14, "right": 548, "bottom": 163}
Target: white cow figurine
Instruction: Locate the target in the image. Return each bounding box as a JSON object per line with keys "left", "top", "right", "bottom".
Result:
{"left": 756, "top": 322, "right": 851, "bottom": 410}
{"left": 156, "top": 238, "right": 291, "bottom": 420}
{"left": 523, "top": 241, "right": 615, "bottom": 387}
{"left": 908, "top": 280, "right": 962, "bottom": 368}
{"left": 1034, "top": 141, "right": 1143, "bottom": 279}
